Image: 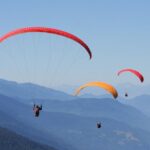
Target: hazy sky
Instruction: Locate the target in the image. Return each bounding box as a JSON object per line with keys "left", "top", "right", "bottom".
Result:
{"left": 0, "top": 0, "right": 149, "bottom": 88}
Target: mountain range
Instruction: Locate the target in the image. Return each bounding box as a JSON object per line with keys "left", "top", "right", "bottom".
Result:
{"left": 0, "top": 79, "right": 150, "bottom": 150}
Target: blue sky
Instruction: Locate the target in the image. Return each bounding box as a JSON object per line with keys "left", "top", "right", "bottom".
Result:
{"left": 0, "top": 0, "right": 149, "bottom": 88}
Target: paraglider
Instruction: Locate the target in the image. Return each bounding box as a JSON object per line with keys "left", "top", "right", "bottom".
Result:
{"left": 125, "top": 93, "right": 128, "bottom": 97}
{"left": 0, "top": 27, "right": 92, "bottom": 59}
{"left": 117, "top": 68, "right": 144, "bottom": 98}
{"left": 0, "top": 27, "right": 93, "bottom": 116}
{"left": 75, "top": 81, "right": 118, "bottom": 99}
{"left": 117, "top": 68, "right": 144, "bottom": 82}
{"left": 33, "top": 104, "right": 42, "bottom": 117}
{"left": 96, "top": 122, "right": 102, "bottom": 128}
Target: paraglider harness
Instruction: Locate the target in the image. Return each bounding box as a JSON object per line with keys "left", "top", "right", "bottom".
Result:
{"left": 33, "top": 104, "right": 42, "bottom": 117}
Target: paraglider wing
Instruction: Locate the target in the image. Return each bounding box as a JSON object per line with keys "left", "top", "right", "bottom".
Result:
{"left": 75, "top": 81, "right": 118, "bottom": 99}
{"left": 117, "top": 68, "right": 144, "bottom": 82}
{"left": 0, "top": 27, "right": 92, "bottom": 59}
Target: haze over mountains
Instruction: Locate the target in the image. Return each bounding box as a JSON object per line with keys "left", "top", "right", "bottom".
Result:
{"left": 0, "top": 79, "right": 150, "bottom": 150}
{"left": 120, "top": 94, "right": 150, "bottom": 117}
{"left": 0, "top": 79, "right": 74, "bottom": 100}
{"left": 55, "top": 83, "right": 150, "bottom": 98}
